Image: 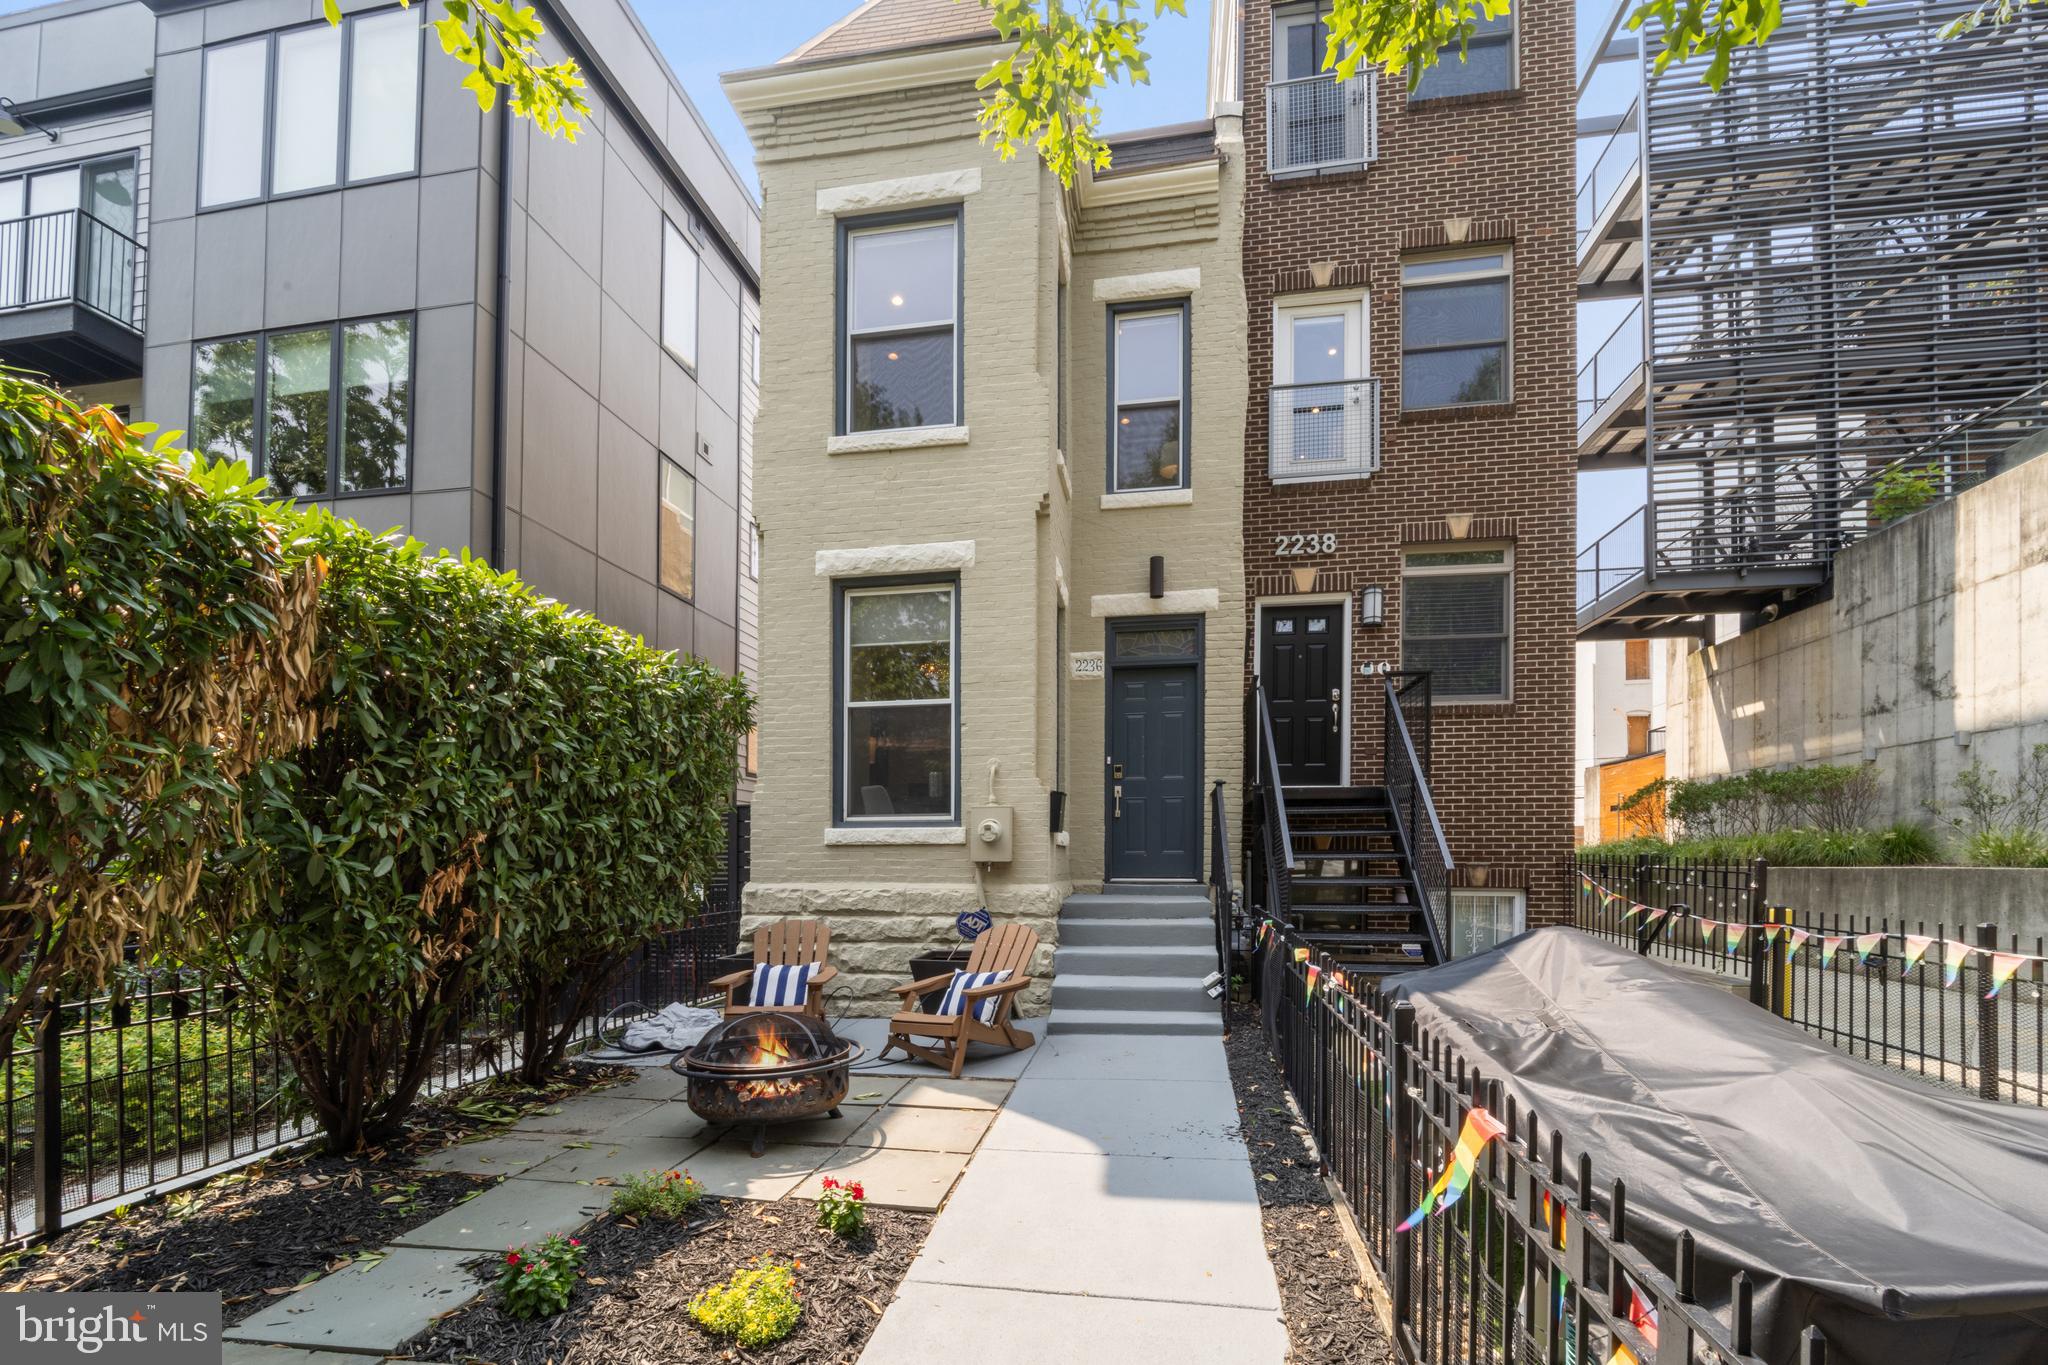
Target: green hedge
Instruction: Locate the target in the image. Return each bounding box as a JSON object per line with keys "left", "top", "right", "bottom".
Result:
{"left": 1581, "top": 824, "right": 1944, "bottom": 868}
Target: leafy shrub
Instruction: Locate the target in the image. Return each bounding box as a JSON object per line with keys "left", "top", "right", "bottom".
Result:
{"left": 610, "top": 1168, "right": 704, "bottom": 1221}
{"left": 1874, "top": 822, "right": 1943, "bottom": 866}
{"left": 496, "top": 1234, "right": 585, "bottom": 1319}
{"left": 1966, "top": 827, "right": 2048, "bottom": 869}
{"left": 688, "top": 1259, "right": 802, "bottom": 1348}
{"left": 1580, "top": 822, "right": 1945, "bottom": 868}
{"left": 815, "top": 1175, "right": 867, "bottom": 1239}
{"left": 1931, "top": 746, "right": 2048, "bottom": 842}
{"left": 0, "top": 377, "right": 321, "bottom": 1039}
{"left": 1871, "top": 464, "right": 1937, "bottom": 522}
{"left": 1613, "top": 779, "right": 1670, "bottom": 838}
{"left": 1661, "top": 764, "right": 1882, "bottom": 841}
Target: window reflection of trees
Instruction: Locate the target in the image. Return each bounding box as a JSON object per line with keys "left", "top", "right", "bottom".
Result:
{"left": 265, "top": 328, "right": 331, "bottom": 497}
{"left": 340, "top": 318, "right": 410, "bottom": 492}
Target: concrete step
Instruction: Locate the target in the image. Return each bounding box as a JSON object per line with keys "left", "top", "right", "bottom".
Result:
{"left": 1054, "top": 943, "right": 1216, "bottom": 978}
{"left": 1061, "top": 893, "right": 1214, "bottom": 920}
{"left": 1047, "top": 1007, "right": 1224, "bottom": 1037}
{"left": 1051, "top": 973, "right": 1216, "bottom": 1013}
{"left": 1058, "top": 916, "right": 1214, "bottom": 948}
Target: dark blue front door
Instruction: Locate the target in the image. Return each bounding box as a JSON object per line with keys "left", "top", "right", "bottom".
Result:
{"left": 1106, "top": 621, "right": 1202, "bottom": 881}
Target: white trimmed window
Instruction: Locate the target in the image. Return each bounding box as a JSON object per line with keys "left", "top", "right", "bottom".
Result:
{"left": 1451, "top": 890, "right": 1524, "bottom": 957}
{"left": 1401, "top": 251, "right": 1511, "bottom": 409}
{"left": 1110, "top": 303, "right": 1188, "bottom": 491}
{"left": 843, "top": 218, "right": 959, "bottom": 433}
{"left": 840, "top": 583, "right": 956, "bottom": 822}
{"left": 1402, "top": 545, "right": 1512, "bottom": 702}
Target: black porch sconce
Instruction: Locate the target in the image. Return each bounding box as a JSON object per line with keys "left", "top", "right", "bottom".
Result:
{"left": 1148, "top": 555, "right": 1166, "bottom": 599}
{"left": 1360, "top": 585, "right": 1385, "bottom": 627}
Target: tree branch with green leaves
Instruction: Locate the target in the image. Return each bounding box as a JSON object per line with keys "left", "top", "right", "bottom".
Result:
{"left": 323, "top": 0, "right": 589, "bottom": 140}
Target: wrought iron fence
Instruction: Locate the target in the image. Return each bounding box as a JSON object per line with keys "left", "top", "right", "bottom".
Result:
{"left": 0, "top": 209, "right": 145, "bottom": 329}
{"left": 1574, "top": 853, "right": 2048, "bottom": 1108}
{"left": 2, "top": 807, "right": 750, "bottom": 1246}
{"left": 1258, "top": 923, "right": 1820, "bottom": 1364}
{"left": 1383, "top": 672, "right": 1450, "bottom": 962}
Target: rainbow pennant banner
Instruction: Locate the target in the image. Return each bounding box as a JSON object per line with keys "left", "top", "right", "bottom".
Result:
{"left": 1396, "top": 1108, "right": 1507, "bottom": 1232}
{"left": 1854, "top": 932, "right": 1887, "bottom": 965}
{"left": 1986, "top": 953, "right": 2027, "bottom": 999}
{"left": 1293, "top": 946, "right": 1311, "bottom": 965}
{"left": 1304, "top": 963, "right": 1321, "bottom": 1005}
{"left": 1724, "top": 923, "right": 1750, "bottom": 958}
{"left": 1941, "top": 940, "right": 1977, "bottom": 989}
{"left": 1784, "top": 927, "right": 1809, "bottom": 961}
{"left": 1819, "top": 935, "right": 1843, "bottom": 967}
{"left": 1899, "top": 934, "right": 1935, "bottom": 975}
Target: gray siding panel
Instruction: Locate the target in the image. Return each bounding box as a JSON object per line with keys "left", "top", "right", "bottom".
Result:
{"left": 339, "top": 179, "right": 421, "bottom": 318}
{"left": 595, "top": 404, "right": 657, "bottom": 576}
{"left": 191, "top": 204, "right": 268, "bottom": 336}
{"left": 522, "top": 223, "right": 602, "bottom": 395}
{"left": 416, "top": 171, "right": 482, "bottom": 310}
{"left": 598, "top": 295, "right": 659, "bottom": 442}
{"left": 411, "top": 303, "right": 478, "bottom": 493}
{"left": 262, "top": 194, "right": 343, "bottom": 329}
{"left": 519, "top": 350, "right": 599, "bottom": 545}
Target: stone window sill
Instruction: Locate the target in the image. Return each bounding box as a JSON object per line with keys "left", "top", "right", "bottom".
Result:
{"left": 1101, "top": 488, "right": 1195, "bottom": 510}
{"left": 823, "top": 825, "right": 966, "bottom": 846}
{"left": 827, "top": 425, "right": 970, "bottom": 455}
{"left": 1399, "top": 402, "right": 1517, "bottom": 424}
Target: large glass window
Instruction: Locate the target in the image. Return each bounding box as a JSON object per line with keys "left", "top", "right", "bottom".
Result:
{"left": 347, "top": 8, "right": 421, "bottom": 181}
{"left": 200, "top": 38, "right": 268, "bottom": 207}
{"left": 339, "top": 318, "right": 412, "bottom": 491}
{"left": 1402, "top": 546, "right": 1512, "bottom": 702}
{"left": 191, "top": 336, "right": 260, "bottom": 465}
{"left": 190, "top": 318, "right": 412, "bottom": 496}
{"left": 662, "top": 219, "right": 699, "bottom": 369}
{"left": 844, "top": 218, "right": 958, "bottom": 433}
{"left": 1412, "top": 10, "right": 1515, "bottom": 100}
{"left": 200, "top": 9, "right": 421, "bottom": 208}
{"left": 270, "top": 26, "right": 343, "bottom": 196}
{"left": 659, "top": 457, "right": 696, "bottom": 599}
{"left": 1110, "top": 304, "right": 1187, "bottom": 491}
{"left": 841, "top": 583, "right": 956, "bottom": 822}
{"left": 1401, "top": 252, "right": 1510, "bottom": 409}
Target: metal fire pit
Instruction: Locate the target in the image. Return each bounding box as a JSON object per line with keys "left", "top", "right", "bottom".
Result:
{"left": 671, "top": 1013, "right": 862, "bottom": 1156}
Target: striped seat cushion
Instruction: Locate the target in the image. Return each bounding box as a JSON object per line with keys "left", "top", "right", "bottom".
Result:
{"left": 749, "top": 962, "right": 821, "bottom": 1008}
{"left": 937, "top": 969, "right": 1013, "bottom": 1024}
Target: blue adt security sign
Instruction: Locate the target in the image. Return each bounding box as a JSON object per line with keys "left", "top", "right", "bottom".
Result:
{"left": 7, "top": 1292, "right": 220, "bottom": 1363}
{"left": 955, "top": 907, "right": 992, "bottom": 940}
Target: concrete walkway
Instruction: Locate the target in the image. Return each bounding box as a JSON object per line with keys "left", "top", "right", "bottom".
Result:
{"left": 858, "top": 1029, "right": 1287, "bottom": 1364}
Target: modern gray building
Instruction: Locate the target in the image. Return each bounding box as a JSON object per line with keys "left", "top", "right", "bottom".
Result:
{"left": 0, "top": 0, "right": 763, "bottom": 779}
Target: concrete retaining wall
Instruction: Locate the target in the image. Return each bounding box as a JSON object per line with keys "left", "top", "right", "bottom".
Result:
{"left": 1769, "top": 865, "right": 2048, "bottom": 945}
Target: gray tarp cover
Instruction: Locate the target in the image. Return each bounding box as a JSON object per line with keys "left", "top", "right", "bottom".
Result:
{"left": 1381, "top": 928, "right": 2048, "bottom": 1365}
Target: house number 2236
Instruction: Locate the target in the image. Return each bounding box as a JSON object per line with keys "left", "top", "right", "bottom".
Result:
{"left": 1274, "top": 532, "right": 1337, "bottom": 556}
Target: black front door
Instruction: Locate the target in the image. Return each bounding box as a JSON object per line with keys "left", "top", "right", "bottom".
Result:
{"left": 1106, "top": 621, "right": 1203, "bottom": 881}
{"left": 1260, "top": 603, "right": 1344, "bottom": 786}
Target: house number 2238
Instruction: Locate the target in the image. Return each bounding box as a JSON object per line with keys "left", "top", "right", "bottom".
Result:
{"left": 1274, "top": 532, "right": 1337, "bottom": 556}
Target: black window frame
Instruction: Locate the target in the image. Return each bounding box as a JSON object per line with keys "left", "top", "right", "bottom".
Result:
{"left": 1105, "top": 297, "right": 1193, "bottom": 494}
{"left": 834, "top": 206, "right": 965, "bottom": 437}
{"left": 196, "top": 4, "right": 426, "bottom": 213}
{"left": 657, "top": 452, "right": 698, "bottom": 603}
{"left": 1400, "top": 250, "right": 1512, "bottom": 411}
{"left": 188, "top": 313, "right": 416, "bottom": 499}
{"left": 1400, "top": 544, "right": 1514, "bottom": 704}
{"left": 1409, "top": 8, "right": 1518, "bottom": 102}
{"left": 831, "top": 574, "right": 961, "bottom": 827}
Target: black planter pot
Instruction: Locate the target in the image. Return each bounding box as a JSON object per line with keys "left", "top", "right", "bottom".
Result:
{"left": 909, "top": 949, "right": 974, "bottom": 1013}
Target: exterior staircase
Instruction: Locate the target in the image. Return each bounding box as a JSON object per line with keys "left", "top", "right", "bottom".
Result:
{"left": 1047, "top": 886, "right": 1223, "bottom": 1036}
{"left": 1282, "top": 786, "right": 1441, "bottom": 979}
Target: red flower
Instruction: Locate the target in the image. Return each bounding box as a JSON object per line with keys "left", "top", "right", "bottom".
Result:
{"left": 848, "top": 1182, "right": 865, "bottom": 1200}
{"left": 820, "top": 1177, "right": 838, "bottom": 1191}
{"left": 505, "top": 1253, "right": 521, "bottom": 1265}
{"left": 568, "top": 1238, "right": 580, "bottom": 1247}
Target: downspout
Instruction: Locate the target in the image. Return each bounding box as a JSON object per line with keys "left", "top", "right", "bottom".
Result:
{"left": 489, "top": 100, "right": 513, "bottom": 567}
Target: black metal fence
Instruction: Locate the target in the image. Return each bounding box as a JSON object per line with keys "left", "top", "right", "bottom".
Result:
{"left": 2, "top": 807, "right": 749, "bottom": 1246}
{"left": 1575, "top": 853, "right": 2048, "bottom": 1108}
{"left": 1258, "top": 923, "right": 1825, "bottom": 1365}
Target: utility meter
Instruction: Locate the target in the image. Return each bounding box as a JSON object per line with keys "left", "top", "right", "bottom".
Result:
{"left": 968, "top": 805, "right": 1015, "bottom": 862}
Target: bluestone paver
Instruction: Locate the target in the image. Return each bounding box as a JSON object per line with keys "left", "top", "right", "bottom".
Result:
{"left": 848, "top": 1103, "right": 995, "bottom": 1153}
{"left": 516, "top": 1135, "right": 708, "bottom": 1184}
{"left": 414, "top": 1132, "right": 555, "bottom": 1176}
{"left": 222, "top": 1346, "right": 362, "bottom": 1365}
{"left": 1017, "top": 1031, "right": 1231, "bottom": 1083}
{"left": 787, "top": 1144, "right": 971, "bottom": 1212}
{"left": 889, "top": 1078, "right": 1012, "bottom": 1111}
{"left": 841, "top": 1076, "right": 909, "bottom": 1106}
{"left": 392, "top": 1179, "right": 608, "bottom": 1251}
{"left": 223, "top": 1248, "right": 482, "bottom": 1354}
{"left": 675, "top": 1137, "right": 830, "bottom": 1200}
{"left": 858, "top": 1282, "right": 1288, "bottom": 1364}
{"left": 503, "top": 1095, "right": 666, "bottom": 1135}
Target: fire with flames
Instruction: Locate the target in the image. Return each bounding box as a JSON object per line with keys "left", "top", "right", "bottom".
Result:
{"left": 736, "top": 1023, "right": 808, "bottom": 1101}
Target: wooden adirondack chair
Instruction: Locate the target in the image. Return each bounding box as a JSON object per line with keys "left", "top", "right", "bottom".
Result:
{"left": 884, "top": 922, "right": 1038, "bottom": 1077}
{"left": 711, "top": 919, "right": 837, "bottom": 1021}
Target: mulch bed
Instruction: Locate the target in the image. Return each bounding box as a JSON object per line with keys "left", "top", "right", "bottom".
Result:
{"left": 1226, "top": 1003, "right": 1398, "bottom": 1365}
{"left": 0, "top": 1062, "right": 634, "bottom": 1324}
{"left": 404, "top": 1198, "right": 932, "bottom": 1365}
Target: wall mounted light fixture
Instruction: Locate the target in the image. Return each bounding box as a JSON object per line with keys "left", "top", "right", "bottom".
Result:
{"left": 1360, "top": 585, "right": 1385, "bottom": 627}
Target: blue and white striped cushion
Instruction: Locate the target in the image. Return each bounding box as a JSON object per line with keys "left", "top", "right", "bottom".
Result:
{"left": 750, "top": 962, "right": 820, "bottom": 1007}
{"left": 937, "top": 969, "right": 1012, "bottom": 1024}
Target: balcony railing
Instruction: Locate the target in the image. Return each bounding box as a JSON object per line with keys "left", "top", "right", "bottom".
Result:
{"left": 1575, "top": 100, "right": 1640, "bottom": 250}
{"left": 1268, "top": 377, "right": 1381, "bottom": 483}
{"left": 0, "top": 209, "right": 144, "bottom": 331}
{"left": 1266, "top": 72, "right": 1378, "bottom": 176}
{"left": 1578, "top": 300, "right": 1644, "bottom": 427}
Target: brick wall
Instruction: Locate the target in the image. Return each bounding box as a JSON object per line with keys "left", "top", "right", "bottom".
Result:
{"left": 1239, "top": 1, "right": 1578, "bottom": 923}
